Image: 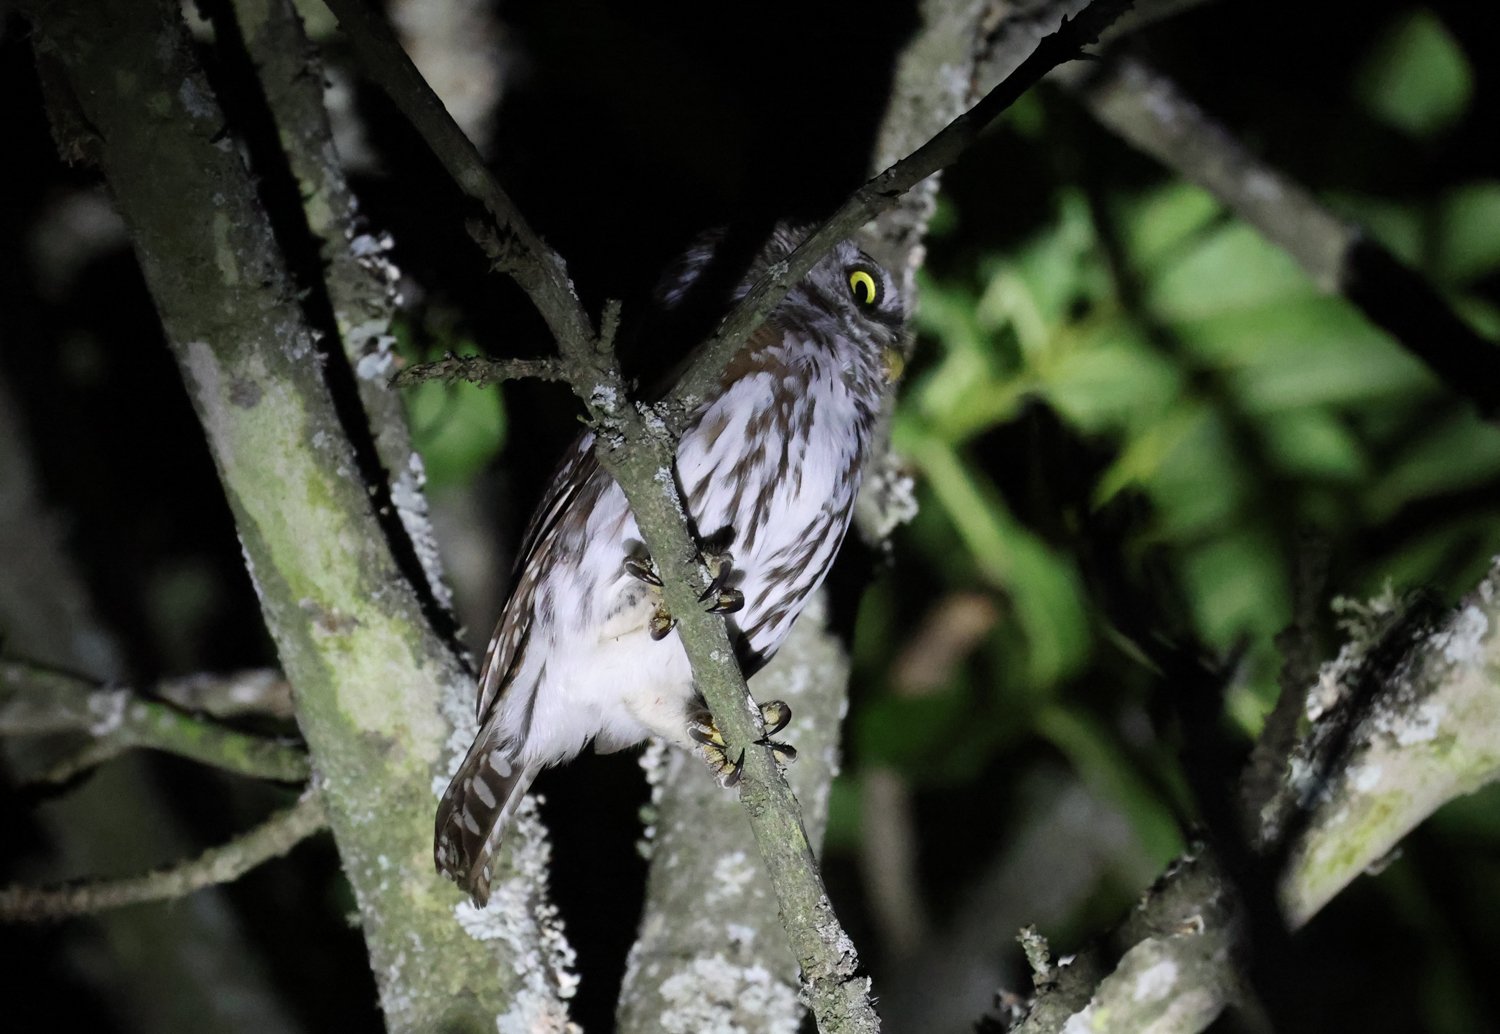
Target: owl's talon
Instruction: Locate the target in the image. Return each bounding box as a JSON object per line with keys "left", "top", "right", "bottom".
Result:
{"left": 701, "top": 742, "right": 744, "bottom": 787}
{"left": 688, "top": 713, "right": 726, "bottom": 747}
{"left": 758, "top": 699, "right": 791, "bottom": 736}
{"left": 696, "top": 547, "right": 743, "bottom": 614}
{"left": 764, "top": 740, "right": 797, "bottom": 765}
{"left": 649, "top": 601, "right": 676, "bottom": 641}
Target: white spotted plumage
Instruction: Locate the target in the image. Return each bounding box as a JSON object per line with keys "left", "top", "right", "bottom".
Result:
{"left": 436, "top": 227, "right": 904, "bottom": 905}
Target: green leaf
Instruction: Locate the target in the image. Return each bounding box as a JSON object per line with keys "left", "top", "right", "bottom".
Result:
{"left": 1179, "top": 530, "right": 1289, "bottom": 646}
{"left": 1435, "top": 182, "right": 1500, "bottom": 283}
{"left": 1144, "top": 223, "right": 1316, "bottom": 322}
{"left": 1040, "top": 326, "right": 1183, "bottom": 436}
{"left": 1354, "top": 9, "right": 1474, "bottom": 139}
{"left": 1365, "top": 409, "right": 1500, "bottom": 521}
{"left": 1259, "top": 409, "right": 1369, "bottom": 482}
{"left": 1112, "top": 182, "right": 1224, "bottom": 275}
{"left": 404, "top": 378, "right": 507, "bottom": 489}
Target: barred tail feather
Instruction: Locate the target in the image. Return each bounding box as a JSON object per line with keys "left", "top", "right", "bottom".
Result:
{"left": 434, "top": 730, "right": 538, "bottom": 907}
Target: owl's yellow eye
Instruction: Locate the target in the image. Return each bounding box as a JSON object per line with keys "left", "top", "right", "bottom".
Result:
{"left": 847, "top": 268, "right": 880, "bottom": 307}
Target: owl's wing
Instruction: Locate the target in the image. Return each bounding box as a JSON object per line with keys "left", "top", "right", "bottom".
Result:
{"left": 474, "top": 434, "right": 601, "bottom": 722}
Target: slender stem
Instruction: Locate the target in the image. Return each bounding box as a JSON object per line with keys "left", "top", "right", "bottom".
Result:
{"left": 391, "top": 353, "right": 571, "bottom": 388}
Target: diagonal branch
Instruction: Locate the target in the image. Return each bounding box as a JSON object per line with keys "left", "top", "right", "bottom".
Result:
{"left": 0, "top": 790, "right": 326, "bottom": 922}
{"left": 1059, "top": 50, "right": 1500, "bottom": 418}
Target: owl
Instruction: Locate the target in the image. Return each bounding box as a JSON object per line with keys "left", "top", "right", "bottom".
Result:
{"left": 435, "top": 225, "right": 905, "bottom": 905}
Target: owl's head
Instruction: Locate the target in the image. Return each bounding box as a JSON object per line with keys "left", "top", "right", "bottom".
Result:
{"left": 659, "top": 223, "right": 907, "bottom": 374}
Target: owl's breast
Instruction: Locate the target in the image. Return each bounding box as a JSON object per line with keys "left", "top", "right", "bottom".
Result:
{"left": 676, "top": 359, "right": 867, "bottom": 663}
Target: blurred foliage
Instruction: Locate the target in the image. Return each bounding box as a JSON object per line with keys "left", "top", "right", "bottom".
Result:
{"left": 837, "top": 5, "right": 1500, "bottom": 1029}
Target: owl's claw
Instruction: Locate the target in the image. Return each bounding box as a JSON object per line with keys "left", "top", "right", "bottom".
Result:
{"left": 624, "top": 555, "right": 662, "bottom": 587}
{"left": 757, "top": 699, "right": 792, "bottom": 737}
{"left": 702, "top": 586, "right": 744, "bottom": 615}
{"left": 697, "top": 545, "right": 743, "bottom": 614}
{"left": 626, "top": 545, "right": 742, "bottom": 628}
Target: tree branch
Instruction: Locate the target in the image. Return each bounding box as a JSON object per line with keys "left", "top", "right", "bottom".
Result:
{"left": 1012, "top": 559, "right": 1500, "bottom": 1031}
{"left": 0, "top": 659, "right": 309, "bottom": 783}
{"left": 617, "top": 595, "right": 853, "bottom": 1034}
{"left": 0, "top": 790, "right": 327, "bottom": 922}
{"left": 230, "top": 0, "right": 457, "bottom": 611}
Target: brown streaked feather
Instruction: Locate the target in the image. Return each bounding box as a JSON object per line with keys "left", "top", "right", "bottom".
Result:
{"left": 434, "top": 723, "right": 540, "bottom": 906}
{"left": 474, "top": 441, "right": 600, "bottom": 722}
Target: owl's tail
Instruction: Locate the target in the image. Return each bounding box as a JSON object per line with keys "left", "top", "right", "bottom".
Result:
{"left": 434, "top": 728, "right": 539, "bottom": 907}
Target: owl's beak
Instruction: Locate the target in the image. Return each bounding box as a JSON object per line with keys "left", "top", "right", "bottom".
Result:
{"left": 881, "top": 346, "right": 905, "bottom": 384}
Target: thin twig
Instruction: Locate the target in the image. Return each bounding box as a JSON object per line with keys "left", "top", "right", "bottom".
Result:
{"left": 0, "top": 791, "right": 326, "bottom": 922}
{"left": 390, "top": 352, "right": 571, "bottom": 389}
{"left": 0, "top": 659, "right": 310, "bottom": 783}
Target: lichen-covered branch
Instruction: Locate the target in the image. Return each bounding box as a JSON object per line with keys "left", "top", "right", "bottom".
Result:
{"left": 1276, "top": 567, "right": 1500, "bottom": 925}
{"left": 232, "top": 0, "right": 455, "bottom": 610}
{"left": 0, "top": 659, "right": 309, "bottom": 783}
{"left": 321, "top": 0, "right": 597, "bottom": 351}
{"left": 1010, "top": 850, "right": 1244, "bottom": 1034}
{"left": 1011, "top": 562, "right": 1500, "bottom": 1031}
{"left": 153, "top": 668, "right": 295, "bottom": 720}
{"left": 1059, "top": 51, "right": 1500, "bottom": 418}
{"left": 27, "top": 1, "right": 573, "bottom": 1028}
{"left": 0, "top": 790, "right": 327, "bottom": 922}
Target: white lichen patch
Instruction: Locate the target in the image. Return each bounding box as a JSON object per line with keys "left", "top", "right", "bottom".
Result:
{"left": 1433, "top": 605, "right": 1489, "bottom": 667}
{"left": 708, "top": 850, "right": 758, "bottom": 906}
{"left": 1132, "top": 959, "right": 1178, "bottom": 1002}
{"left": 1350, "top": 763, "right": 1383, "bottom": 793}
{"left": 390, "top": 452, "right": 455, "bottom": 610}
{"left": 178, "top": 77, "right": 216, "bottom": 119}
{"left": 87, "top": 687, "right": 129, "bottom": 736}
{"left": 855, "top": 450, "right": 919, "bottom": 543}
{"left": 354, "top": 335, "right": 397, "bottom": 379}
{"left": 462, "top": 796, "right": 581, "bottom": 1021}
{"left": 656, "top": 955, "right": 800, "bottom": 1034}
{"left": 636, "top": 738, "right": 672, "bottom": 858}
{"left": 1394, "top": 700, "right": 1445, "bottom": 746}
